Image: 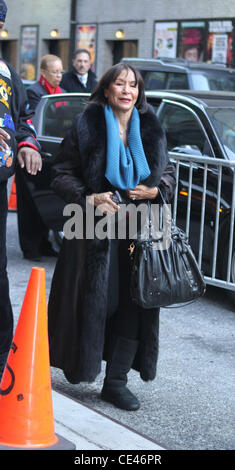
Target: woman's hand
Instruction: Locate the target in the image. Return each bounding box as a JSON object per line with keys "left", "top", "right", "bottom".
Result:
{"left": 88, "top": 191, "right": 120, "bottom": 216}
{"left": 127, "top": 184, "right": 158, "bottom": 201}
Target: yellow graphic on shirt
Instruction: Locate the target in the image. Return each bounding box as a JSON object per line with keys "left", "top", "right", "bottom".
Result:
{"left": 0, "top": 78, "right": 12, "bottom": 109}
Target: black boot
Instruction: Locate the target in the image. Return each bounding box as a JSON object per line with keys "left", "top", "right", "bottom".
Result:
{"left": 0, "top": 351, "right": 8, "bottom": 382}
{"left": 101, "top": 336, "right": 140, "bottom": 411}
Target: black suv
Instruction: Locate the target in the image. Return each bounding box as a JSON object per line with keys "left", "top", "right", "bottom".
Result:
{"left": 122, "top": 57, "right": 235, "bottom": 91}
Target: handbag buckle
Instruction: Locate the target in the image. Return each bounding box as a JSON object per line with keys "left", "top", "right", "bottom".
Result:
{"left": 128, "top": 242, "right": 135, "bottom": 256}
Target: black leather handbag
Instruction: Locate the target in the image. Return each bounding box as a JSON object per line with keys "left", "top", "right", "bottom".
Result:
{"left": 129, "top": 201, "right": 206, "bottom": 309}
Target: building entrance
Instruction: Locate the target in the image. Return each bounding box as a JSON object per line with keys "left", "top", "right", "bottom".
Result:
{"left": 112, "top": 40, "right": 138, "bottom": 64}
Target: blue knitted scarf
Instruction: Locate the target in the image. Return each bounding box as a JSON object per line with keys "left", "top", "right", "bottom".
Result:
{"left": 104, "top": 105, "right": 150, "bottom": 190}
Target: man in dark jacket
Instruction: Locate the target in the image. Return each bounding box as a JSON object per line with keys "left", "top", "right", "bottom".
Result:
{"left": 60, "top": 49, "right": 97, "bottom": 93}
{"left": 0, "top": 0, "right": 42, "bottom": 381}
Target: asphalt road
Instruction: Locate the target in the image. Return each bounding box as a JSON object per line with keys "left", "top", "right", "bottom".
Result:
{"left": 6, "top": 211, "right": 235, "bottom": 451}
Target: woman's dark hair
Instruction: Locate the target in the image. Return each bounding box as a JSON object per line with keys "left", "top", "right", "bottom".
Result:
{"left": 89, "top": 62, "right": 147, "bottom": 113}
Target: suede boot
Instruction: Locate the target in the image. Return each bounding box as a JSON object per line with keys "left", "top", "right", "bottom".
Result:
{"left": 101, "top": 336, "right": 140, "bottom": 411}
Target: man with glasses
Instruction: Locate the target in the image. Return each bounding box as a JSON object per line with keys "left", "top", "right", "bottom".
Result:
{"left": 26, "top": 54, "right": 65, "bottom": 111}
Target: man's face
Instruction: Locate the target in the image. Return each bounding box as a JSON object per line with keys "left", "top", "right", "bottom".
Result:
{"left": 72, "top": 52, "right": 91, "bottom": 76}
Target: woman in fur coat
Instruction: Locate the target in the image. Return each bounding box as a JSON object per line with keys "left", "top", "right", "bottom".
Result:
{"left": 48, "top": 62, "right": 176, "bottom": 411}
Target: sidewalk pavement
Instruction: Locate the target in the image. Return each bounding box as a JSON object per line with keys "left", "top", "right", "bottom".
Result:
{"left": 52, "top": 390, "right": 166, "bottom": 450}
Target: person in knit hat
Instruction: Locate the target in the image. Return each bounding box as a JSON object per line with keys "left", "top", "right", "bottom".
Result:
{"left": 0, "top": 0, "right": 7, "bottom": 23}
{"left": 0, "top": 0, "right": 42, "bottom": 381}
{"left": 0, "top": 0, "right": 16, "bottom": 180}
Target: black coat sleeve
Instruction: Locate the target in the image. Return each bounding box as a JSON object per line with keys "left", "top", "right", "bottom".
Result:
{"left": 158, "top": 160, "right": 176, "bottom": 203}
{"left": 51, "top": 118, "right": 87, "bottom": 210}
{"left": 157, "top": 131, "right": 176, "bottom": 203}
{"left": 9, "top": 64, "right": 41, "bottom": 151}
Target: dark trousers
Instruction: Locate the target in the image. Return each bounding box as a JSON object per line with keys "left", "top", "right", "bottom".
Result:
{"left": 15, "top": 166, "right": 50, "bottom": 256}
{"left": 0, "top": 181, "right": 13, "bottom": 354}
{"left": 107, "top": 239, "right": 141, "bottom": 341}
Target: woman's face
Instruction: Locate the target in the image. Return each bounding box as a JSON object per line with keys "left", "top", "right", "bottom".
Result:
{"left": 41, "top": 59, "right": 63, "bottom": 88}
{"left": 104, "top": 68, "right": 139, "bottom": 114}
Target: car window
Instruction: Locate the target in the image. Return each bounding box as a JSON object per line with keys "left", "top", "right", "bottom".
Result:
{"left": 41, "top": 95, "right": 89, "bottom": 138}
{"left": 142, "top": 71, "right": 166, "bottom": 90}
{"left": 207, "top": 107, "right": 235, "bottom": 160}
{"left": 166, "top": 72, "right": 189, "bottom": 90}
{"left": 159, "top": 102, "right": 213, "bottom": 156}
{"left": 190, "top": 71, "right": 235, "bottom": 92}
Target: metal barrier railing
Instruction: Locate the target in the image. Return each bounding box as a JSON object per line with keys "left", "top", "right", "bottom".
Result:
{"left": 169, "top": 152, "right": 235, "bottom": 292}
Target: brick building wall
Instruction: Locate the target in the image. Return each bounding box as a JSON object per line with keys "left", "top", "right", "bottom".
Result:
{"left": 75, "top": 0, "right": 235, "bottom": 76}
{"left": 1, "top": 0, "right": 235, "bottom": 79}
{"left": 1, "top": 0, "right": 71, "bottom": 77}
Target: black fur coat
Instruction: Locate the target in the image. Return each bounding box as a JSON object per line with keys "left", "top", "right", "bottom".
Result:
{"left": 48, "top": 103, "right": 176, "bottom": 384}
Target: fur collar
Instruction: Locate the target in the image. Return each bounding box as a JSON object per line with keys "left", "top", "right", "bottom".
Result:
{"left": 76, "top": 103, "right": 169, "bottom": 192}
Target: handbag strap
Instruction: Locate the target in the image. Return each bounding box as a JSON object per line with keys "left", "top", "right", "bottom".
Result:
{"left": 146, "top": 198, "right": 165, "bottom": 239}
{"left": 147, "top": 200, "right": 153, "bottom": 239}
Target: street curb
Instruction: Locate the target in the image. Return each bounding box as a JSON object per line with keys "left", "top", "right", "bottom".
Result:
{"left": 52, "top": 390, "right": 166, "bottom": 450}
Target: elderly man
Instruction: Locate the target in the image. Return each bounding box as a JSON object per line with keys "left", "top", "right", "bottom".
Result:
{"left": 0, "top": 0, "right": 42, "bottom": 380}
{"left": 60, "top": 48, "right": 97, "bottom": 93}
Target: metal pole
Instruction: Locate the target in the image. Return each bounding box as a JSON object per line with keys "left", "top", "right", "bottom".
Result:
{"left": 198, "top": 163, "right": 207, "bottom": 269}
{"left": 69, "top": 0, "right": 77, "bottom": 66}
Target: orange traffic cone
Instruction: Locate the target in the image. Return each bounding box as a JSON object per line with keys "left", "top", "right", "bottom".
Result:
{"left": 0, "top": 267, "right": 75, "bottom": 450}
{"left": 8, "top": 175, "right": 17, "bottom": 211}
